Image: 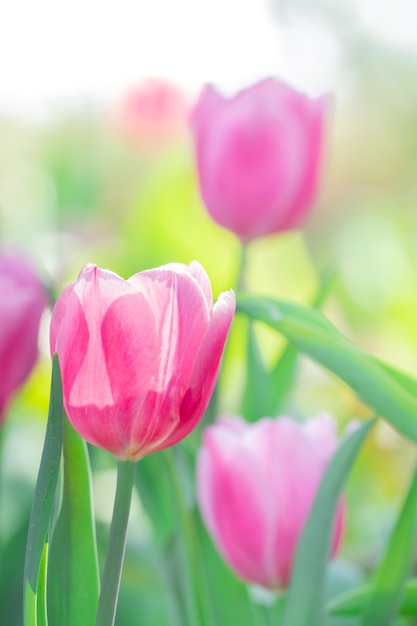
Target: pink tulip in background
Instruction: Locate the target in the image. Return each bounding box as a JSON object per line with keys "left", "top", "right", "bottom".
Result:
{"left": 50, "top": 261, "right": 235, "bottom": 460}
{"left": 190, "top": 78, "right": 328, "bottom": 241}
{"left": 117, "top": 78, "right": 189, "bottom": 146}
{"left": 197, "top": 414, "right": 345, "bottom": 589}
{"left": 0, "top": 253, "right": 47, "bottom": 422}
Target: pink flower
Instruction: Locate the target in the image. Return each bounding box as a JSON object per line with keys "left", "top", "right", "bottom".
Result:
{"left": 50, "top": 262, "right": 235, "bottom": 461}
{"left": 196, "top": 414, "right": 345, "bottom": 589}
{"left": 0, "top": 253, "right": 47, "bottom": 421}
{"left": 190, "top": 78, "right": 328, "bottom": 241}
{"left": 117, "top": 78, "right": 189, "bottom": 146}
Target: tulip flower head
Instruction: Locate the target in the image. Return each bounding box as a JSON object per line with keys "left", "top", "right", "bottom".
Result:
{"left": 50, "top": 262, "right": 235, "bottom": 461}
{"left": 190, "top": 78, "right": 328, "bottom": 242}
{"left": 0, "top": 252, "right": 47, "bottom": 422}
{"left": 117, "top": 77, "right": 189, "bottom": 146}
{"left": 196, "top": 414, "right": 345, "bottom": 589}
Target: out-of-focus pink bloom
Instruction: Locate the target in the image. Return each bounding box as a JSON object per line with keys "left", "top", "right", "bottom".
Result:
{"left": 0, "top": 253, "right": 47, "bottom": 421}
{"left": 50, "top": 262, "right": 235, "bottom": 461}
{"left": 196, "top": 413, "right": 345, "bottom": 589}
{"left": 117, "top": 78, "right": 189, "bottom": 146}
{"left": 190, "top": 78, "right": 328, "bottom": 241}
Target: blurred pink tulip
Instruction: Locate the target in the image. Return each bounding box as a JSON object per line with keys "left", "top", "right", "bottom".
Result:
{"left": 50, "top": 262, "right": 235, "bottom": 460}
{"left": 0, "top": 253, "right": 47, "bottom": 421}
{"left": 197, "top": 414, "right": 345, "bottom": 589}
{"left": 190, "top": 78, "right": 328, "bottom": 241}
{"left": 117, "top": 78, "right": 189, "bottom": 146}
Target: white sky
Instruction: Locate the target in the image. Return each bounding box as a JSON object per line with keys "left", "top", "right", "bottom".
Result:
{"left": 0, "top": 0, "right": 416, "bottom": 119}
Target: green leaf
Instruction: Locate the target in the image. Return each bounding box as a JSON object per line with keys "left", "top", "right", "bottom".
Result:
{"left": 135, "top": 450, "right": 176, "bottom": 545}
{"left": 24, "top": 355, "right": 64, "bottom": 626}
{"left": 375, "top": 358, "right": 417, "bottom": 402}
{"left": 328, "top": 578, "right": 417, "bottom": 617}
{"left": 162, "top": 532, "right": 198, "bottom": 626}
{"left": 242, "top": 271, "right": 336, "bottom": 420}
{"left": 36, "top": 544, "right": 48, "bottom": 626}
{"left": 163, "top": 447, "right": 216, "bottom": 626}
{"left": 282, "top": 419, "right": 375, "bottom": 626}
{"left": 237, "top": 296, "right": 417, "bottom": 443}
{"left": 47, "top": 417, "right": 99, "bottom": 626}
{"left": 360, "top": 466, "right": 417, "bottom": 625}
{"left": 241, "top": 323, "right": 272, "bottom": 421}
{"left": 268, "top": 344, "right": 298, "bottom": 416}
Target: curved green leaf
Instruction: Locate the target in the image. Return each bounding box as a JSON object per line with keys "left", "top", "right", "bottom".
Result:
{"left": 282, "top": 419, "right": 375, "bottom": 626}
{"left": 36, "top": 544, "right": 48, "bottom": 626}
{"left": 242, "top": 271, "right": 336, "bottom": 420}
{"left": 360, "top": 466, "right": 417, "bottom": 625}
{"left": 237, "top": 296, "right": 417, "bottom": 443}
{"left": 47, "top": 417, "right": 99, "bottom": 626}
{"left": 24, "top": 355, "right": 64, "bottom": 626}
{"left": 328, "top": 578, "right": 417, "bottom": 617}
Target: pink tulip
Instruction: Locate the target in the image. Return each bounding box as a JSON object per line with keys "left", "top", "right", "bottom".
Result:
{"left": 0, "top": 253, "right": 47, "bottom": 421}
{"left": 117, "top": 78, "right": 189, "bottom": 146}
{"left": 50, "top": 262, "right": 235, "bottom": 461}
{"left": 190, "top": 78, "right": 328, "bottom": 241}
{"left": 196, "top": 414, "right": 345, "bottom": 589}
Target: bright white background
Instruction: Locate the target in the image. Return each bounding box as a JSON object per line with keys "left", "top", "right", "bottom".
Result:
{"left": 0, "top": 0, "right": 416, "bottom": 119}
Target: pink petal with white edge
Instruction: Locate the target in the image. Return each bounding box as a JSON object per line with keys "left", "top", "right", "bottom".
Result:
{"left": 279, "top": 94, "right": 328, "bottom": 231}
{"left": 197, "top": 424, "right": 271, "bottom": 586}
{"left": 129, "top": 266, "right": 211, "bottom": 394}
{"left": 162, "top": 289, "right": 235, "bottom": 450}
{"left": 266, "top": 419, "right": 324, "bottom": 585}
{"left": 62, "top": 266, "right": 136, "bottom": 411}
{"left": 53, "top": 288, "right": 90, "bottom": 410}
{"left": 304, "top": 412, "right": 339, "bottom": 467}
{"left": 50, "top": 282, "right": 75, "bottom": 355}
{"left": 190, "top": 83, "right": 223, "bottom": 134}
{"left": 187, "top": 260, "right": 213, "bottom": 309}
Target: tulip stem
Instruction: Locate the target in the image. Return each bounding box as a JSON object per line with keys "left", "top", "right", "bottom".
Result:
{"left": 94, "top": 459, "right": 136, "bottom": 626}
{"left": 237, "top": 242, "right": 249, "bottom": 293}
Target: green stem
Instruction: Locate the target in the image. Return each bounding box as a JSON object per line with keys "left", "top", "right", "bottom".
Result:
{"left": 249, "top": 587, "right": 284, "bottom": 626}
{"left": 237, "top": 241, "right": 249, "bottom": 293}
{"left": 94, "top": 460, "right": 136, "bottom": 626}
{"left": 206, "top": 240, "right": 249, "bottom": 423}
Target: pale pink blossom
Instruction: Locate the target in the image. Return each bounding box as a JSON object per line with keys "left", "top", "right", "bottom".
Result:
{"left": 117, "top": 78, "right": 189, "bottom": 146}
{"left": 50, "top": 262, "right": 235, "bottom": 460}
{"left": 190, "top": 78, "right": 328, "bottom": 241}
{"left": 197, "top": 414, "right": 345, "bottom": 589}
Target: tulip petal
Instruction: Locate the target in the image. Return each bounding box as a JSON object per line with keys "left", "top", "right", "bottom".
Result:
{"left": 191, "top": 78, "right": 326, "bottom": 241}
{"left": 197, "top": 424, "right": 271, "bottom": 586}
{"left": 129, "top": 267, "right": 211, "bottom": 393}
{"left": 50, "top": 282, "right": 75, "bottom": 355}
{"left": 0, "top": 254, "right": 47, "bottom": 417}
{"left": 52, "top": 261, "right": 234, "bottom": 461}
{"left": 163, "top": 289, "right": 235, "bottom": 449}
{"left": 196, "top": 414, "right": 344, "bottom": 589}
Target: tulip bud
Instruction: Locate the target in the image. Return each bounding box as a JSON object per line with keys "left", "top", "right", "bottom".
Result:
{"left": 0, "top": 252, "right": 47, "bottom": 421}
{"left": 190, "top": 78, "right": 328, "bottom": 242}
{"left": 50, "top": 262, "right": 235, "bottom": 461}
{"left": 196, "top": 414, "right": 345, "bottom": 589}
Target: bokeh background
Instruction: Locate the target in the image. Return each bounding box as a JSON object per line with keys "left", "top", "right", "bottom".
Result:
{"left": 1, "top": 0, "right": 417, "bottom": 624}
